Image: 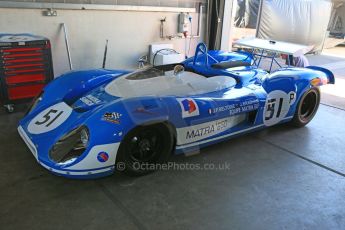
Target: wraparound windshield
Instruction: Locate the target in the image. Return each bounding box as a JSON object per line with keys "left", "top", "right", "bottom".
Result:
{"left": 126, "top": 67, "right": 165, "bottom": 80}
{"left": 105, "top": 69, "right": 238, "bottom": 98}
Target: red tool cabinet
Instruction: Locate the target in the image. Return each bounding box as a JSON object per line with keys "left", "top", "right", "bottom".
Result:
{"left": 0, "top": 34, "right": 54, "bottom": 112}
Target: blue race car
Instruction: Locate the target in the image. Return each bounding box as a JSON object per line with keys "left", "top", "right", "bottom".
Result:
{"left": 18, "top": 43, "right": 334, "bottom": 178}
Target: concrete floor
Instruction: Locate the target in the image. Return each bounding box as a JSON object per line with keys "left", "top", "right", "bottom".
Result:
{"left": 1, "top": 52, "right": 345, "bottom": 229}
{"left": 0, "top": 106, "right": 344, "bottom": 229}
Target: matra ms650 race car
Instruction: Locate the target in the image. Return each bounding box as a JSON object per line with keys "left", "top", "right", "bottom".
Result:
{"left": 18, "top": 43, "right": 334, "bottom": 178}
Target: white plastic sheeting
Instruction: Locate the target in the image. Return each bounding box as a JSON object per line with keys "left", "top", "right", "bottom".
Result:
{"left": 256, "top": 0, "right": 333, "bottom": 52}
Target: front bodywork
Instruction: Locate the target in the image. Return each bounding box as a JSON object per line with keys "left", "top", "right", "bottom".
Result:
{"left": 18, "top": 50, "right": 334, "bottom": 179}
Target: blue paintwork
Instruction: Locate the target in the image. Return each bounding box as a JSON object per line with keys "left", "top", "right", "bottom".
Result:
{"left": 18, "top": 43, "right": 334, "bottom": 179}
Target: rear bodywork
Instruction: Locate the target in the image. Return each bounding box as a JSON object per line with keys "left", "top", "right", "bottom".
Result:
{"left": 18, "top": 49, "right": 334, "bottom": 179}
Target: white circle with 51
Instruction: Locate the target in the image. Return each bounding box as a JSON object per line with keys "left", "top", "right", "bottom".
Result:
{"left": 264, "top": 90, "right": 296, "bottom": 126}
{"left": 28, "top": 102, "right": 73, "bottom": 134}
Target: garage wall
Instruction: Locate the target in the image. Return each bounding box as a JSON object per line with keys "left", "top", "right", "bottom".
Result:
{"left": 0, "top": 2, "right": 206, "bottom": 77}
{"left": 0, "top": 0, "right": 201, "bottom": 8}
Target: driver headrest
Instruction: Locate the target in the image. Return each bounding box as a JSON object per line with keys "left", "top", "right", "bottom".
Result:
{"left": 211, "top": 60, "right": 251, "bottom": 69}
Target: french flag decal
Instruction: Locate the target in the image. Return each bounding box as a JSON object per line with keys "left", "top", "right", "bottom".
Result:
{"left": 178, "top": 98, "right": 200, "bottom": 118}
{"left": 181, "top": 99, "right": 197, "bottom": 113}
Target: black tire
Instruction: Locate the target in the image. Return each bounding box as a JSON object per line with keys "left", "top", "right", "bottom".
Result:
{"left": 116, "top": 123, "right": 174, "bottom": 176}
{"left": 290, "top": 87, "right": 320, "bottom": 127}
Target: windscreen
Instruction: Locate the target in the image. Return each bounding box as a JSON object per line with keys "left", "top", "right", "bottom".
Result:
{"left": 125, "top": 67, "right": 165, "bottom": 80}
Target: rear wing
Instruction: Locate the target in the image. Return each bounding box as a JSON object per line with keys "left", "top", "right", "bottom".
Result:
{"left": 306, "top": 66, "right": 335, "bottom": 84}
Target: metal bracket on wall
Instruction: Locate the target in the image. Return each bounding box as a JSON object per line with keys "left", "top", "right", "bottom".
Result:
{"left": 42, "top": 8, "right": 57, "bottom": 16}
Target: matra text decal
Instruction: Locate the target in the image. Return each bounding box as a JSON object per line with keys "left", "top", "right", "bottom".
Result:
{"left": 186, "top": 120, "right": 228, "bottom": 140}
{"left": 176, "top": 115, "right": 246, "bottom": 145}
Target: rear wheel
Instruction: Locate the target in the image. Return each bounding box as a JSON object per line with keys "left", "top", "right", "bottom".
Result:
{"left": 116, "top": 123, "right": 174, "bottom": 176}
{"left": 290, "top": 87, "right": 320, "bottom": 127}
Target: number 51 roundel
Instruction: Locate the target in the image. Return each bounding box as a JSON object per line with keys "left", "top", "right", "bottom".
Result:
{"left": 264, "top": 90, "right": 296, "bottom": 126}
{"left": 28, "top": 102, "right": 73, "bottom": 134}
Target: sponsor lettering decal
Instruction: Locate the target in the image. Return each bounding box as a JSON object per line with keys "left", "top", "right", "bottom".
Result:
{"left": 97, "top": 152, "right": 109, "bottom": 163}
{"left": 264, "top": 90, "right": 296, "bottom": 126}
{"left": 102, "top": 112, "right": 122, "bottom": 124}
{"left": 210, "top": 99, "right": 260, "bottom": 116}
{"left": 176, "top": 115, "right": 246, "bottom": 145}
{"left": 80, "top": 95, "right": 102, "bottom": 106}
{"left": 177, "top": 98, "right": 200, "bottom": 118}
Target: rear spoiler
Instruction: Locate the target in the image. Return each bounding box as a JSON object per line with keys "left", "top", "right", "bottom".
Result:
{"left": 306, "top": 66, "right": 335, "bottom": 84}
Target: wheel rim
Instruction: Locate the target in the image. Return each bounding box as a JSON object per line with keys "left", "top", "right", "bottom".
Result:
{"left": 299, "top": 91, "right": 318, "bottom": 122}
{"left": 128, "top": 128, "right": 162, "bottom": 162}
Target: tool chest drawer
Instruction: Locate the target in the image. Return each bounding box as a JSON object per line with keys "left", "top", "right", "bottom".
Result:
{"left": 7, "top": 84, "right": 45, "bottom": 100}
{"left": 5, "top": 73, "right": 46, "bottom": 85}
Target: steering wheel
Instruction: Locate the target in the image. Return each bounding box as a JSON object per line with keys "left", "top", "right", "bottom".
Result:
{"left": 173, "top": 65, "right": 185, "bottom": 76}
{"left": 193, "top": 43, "right": 219, "bottom": 67}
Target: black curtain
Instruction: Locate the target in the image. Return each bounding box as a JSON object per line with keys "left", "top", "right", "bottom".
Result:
{"left": 235, "top": 0, "right": 260, "bottom": 29}
{"left": 207, "top": 0, "right": 225, "bottom": 50}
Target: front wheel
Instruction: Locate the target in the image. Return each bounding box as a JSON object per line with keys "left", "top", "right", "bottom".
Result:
{"left": 290, "top": 87, "right": 320, "bottom": 127}
{"left": 116, "top": 123, "right": 174, "bottom": 176}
